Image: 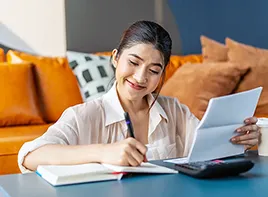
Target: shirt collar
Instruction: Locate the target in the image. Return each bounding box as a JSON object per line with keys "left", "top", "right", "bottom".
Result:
{"left": 103, "top": 82, "right": 125, "bottom": 127}
{"left": 102, "top": 82, "right": 169, "bottom": 127}
{"left": 147, "top": 93, "right": 168, "bottom": 122}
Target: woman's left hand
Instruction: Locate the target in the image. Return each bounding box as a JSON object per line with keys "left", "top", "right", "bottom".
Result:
{"left": 231, "top": 117, "right": 261, "bottom": 150}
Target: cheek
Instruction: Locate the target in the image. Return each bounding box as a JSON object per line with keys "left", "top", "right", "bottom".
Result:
{"left": 115, "top": 64, "right": 129, "bottom": 82}
{"left": 116, "top": 62, "right": 132, "bottom": 77}
{"left": 149, "top": 75, "right": 162, "bottom": 87}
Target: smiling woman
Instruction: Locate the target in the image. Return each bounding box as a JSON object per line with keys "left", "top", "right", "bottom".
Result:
{"left": 113, "top": 44, "right": 164, "bottom": 105}
{"left": 18, "top": 20, "right": 260, "bottom": 173}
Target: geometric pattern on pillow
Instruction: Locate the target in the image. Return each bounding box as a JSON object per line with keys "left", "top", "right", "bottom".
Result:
{"left": 67, "top": 51, "right": 114, "bottom": 101}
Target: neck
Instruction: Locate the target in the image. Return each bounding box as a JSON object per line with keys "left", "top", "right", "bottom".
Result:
{"left": 116, "top": 87, "right": 148, "bottom": 114}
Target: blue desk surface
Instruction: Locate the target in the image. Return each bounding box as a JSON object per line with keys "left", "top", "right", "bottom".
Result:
{"left": 0, "top": 152, "right": 267, "bottom": 197}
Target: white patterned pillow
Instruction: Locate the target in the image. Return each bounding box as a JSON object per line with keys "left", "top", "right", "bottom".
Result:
{"left": 67, "top": 51, "right": 114, "bottom": 102}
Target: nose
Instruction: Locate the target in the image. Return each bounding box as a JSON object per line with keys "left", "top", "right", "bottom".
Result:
{"left": 133, "top": 68, "right": 147, "bottom": 84}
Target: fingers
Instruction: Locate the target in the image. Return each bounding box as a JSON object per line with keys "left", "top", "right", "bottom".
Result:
{"left": 127, "top": 138, "right": 147, "bottom": 155}
{"left": 127, "top": 153, "right": 141, "bottom": 167}
{"left": 233, "top": 118, "right": 260, "bottom": 148}
{"left": 236, "top": 138, "right": 258, "bottom": 147}
{"left": 232, "top": 128, "right": 260, "bottom": 148}
{"left": 124, "top": 138, "right": 147, "bottom": 166}
{"left": 232, "top": 132, "right": 259, "bottom": 143}
{"left": 244, "top": 117, "right": 258, "bottom": 125}
{"left": 236, "top": 124, "right": 259, "bottom": 133}
{"left": 129, "top": 149, "right": 144, "bottom": 166}
{"left": 120, "top": 144, "right": 140, "bottom": 166}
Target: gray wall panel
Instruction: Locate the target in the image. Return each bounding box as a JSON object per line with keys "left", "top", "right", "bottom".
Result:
{"left": 65, "top": 0, "right": 181, "bottom": 54}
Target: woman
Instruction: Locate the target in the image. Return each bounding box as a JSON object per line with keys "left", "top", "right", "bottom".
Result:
{"left": 18, "top": 21, "right": 260, "bottom": 173}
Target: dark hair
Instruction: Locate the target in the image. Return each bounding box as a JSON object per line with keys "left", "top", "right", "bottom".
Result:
{"left": 110, "top": 20, "right": 172, "bottom": 109}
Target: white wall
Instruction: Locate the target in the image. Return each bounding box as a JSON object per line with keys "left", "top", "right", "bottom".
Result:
{"left": 0, "top": 0, "right": 66, "bottom": 56}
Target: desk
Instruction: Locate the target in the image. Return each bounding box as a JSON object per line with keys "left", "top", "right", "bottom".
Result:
{"left": 0, "top": 152, "right": 267, "bottom": 197}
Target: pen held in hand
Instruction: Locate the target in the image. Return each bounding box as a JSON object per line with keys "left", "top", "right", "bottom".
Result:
{"left": 124, "top": 112, "right": 135, "bottom": 138}
{"left": 124, "top": 112, "right": 148, "bottom": 162}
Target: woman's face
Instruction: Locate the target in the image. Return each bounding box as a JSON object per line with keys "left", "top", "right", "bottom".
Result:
{"left": 113, "top": 43, "right": 164, "bottom": 101}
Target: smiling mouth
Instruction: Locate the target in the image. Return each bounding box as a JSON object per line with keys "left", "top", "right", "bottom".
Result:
{"left": 126, "top": 79, "right": 146, "bottom": 90}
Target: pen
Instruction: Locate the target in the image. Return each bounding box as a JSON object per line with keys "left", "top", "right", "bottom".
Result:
{"left": 124, "top": 112, "right": 135, "bottom": 138}
{"left": 124, "top": 112, "right": 148, "bottom": 162}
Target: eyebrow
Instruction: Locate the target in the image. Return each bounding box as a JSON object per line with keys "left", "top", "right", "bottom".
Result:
{"left": 129, "top": 54, "right": 163, "bottom": 69}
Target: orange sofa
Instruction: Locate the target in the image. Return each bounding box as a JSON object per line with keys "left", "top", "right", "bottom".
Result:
{"left": 0, "top": 50, "right": 83, "bottom": 175}
{"left": 0, "top": 49, "right": 202, "bottom": 175}
{"left": 1, "top": 35, "right": 267, "bottom": 175}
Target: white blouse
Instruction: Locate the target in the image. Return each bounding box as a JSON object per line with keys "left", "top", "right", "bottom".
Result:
{"left": 18, "top": 84, "right": 199, "bottom": 173}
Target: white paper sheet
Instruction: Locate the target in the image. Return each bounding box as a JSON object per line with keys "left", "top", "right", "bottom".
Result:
{"left": 165, "top": 87, "right": 263, "bottom": 164}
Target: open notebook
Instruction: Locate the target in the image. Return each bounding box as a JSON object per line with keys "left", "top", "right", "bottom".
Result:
{"left": 36, "top": 162, "right": 177, "bottom": 186}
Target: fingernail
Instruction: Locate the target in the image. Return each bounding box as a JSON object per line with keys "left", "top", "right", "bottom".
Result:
{"left": 231, "top": 138, "right": 236, "bottom": 142}
{"left": 143, "top": 156, "right": 148, "bottom": 162}
{"left": 245, "top": 119, "right": 249, "bottom": 123}
{"left": 237, "top": 129, "right": 242, "bottom": 132}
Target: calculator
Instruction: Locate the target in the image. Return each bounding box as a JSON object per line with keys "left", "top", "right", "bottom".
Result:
{"left": 174, "top": 159, "right": 254, "bottom": 178}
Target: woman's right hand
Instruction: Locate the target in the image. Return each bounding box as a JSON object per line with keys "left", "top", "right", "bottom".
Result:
{"left": 100, "top": 138, "right": 147, "bottom": 166}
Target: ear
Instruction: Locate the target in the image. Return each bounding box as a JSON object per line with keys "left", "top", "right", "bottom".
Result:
{"left": 112, "top": 49, "right": 118, "bottom": 68}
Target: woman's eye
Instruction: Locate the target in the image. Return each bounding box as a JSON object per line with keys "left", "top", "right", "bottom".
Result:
{"left": 129, "top": 60, "right": 138, "bottom": 66}
{"left": 150, "top": 70, "right": 159, "bottom": 74}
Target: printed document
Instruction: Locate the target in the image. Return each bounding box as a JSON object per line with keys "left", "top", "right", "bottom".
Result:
{"left": 165, "top": 87, "right": 263, "bottom": 164}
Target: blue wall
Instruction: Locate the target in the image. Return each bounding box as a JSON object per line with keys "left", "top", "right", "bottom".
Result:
{"left": 168, "top": 0, "right": 268, "bottom": 55}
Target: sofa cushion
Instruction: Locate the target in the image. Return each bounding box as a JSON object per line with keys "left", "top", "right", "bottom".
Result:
{"left": 226, "top": 38, "right": 268, "bottom": 117}
{"left": 0, "top": 154, "right": 20, "bottom": 174}
{"left": 67, "top": 51, "right": 114, "bottom": 101}
{"left": 0, "top": 63, "right": 45, "bottom": 126}
{"left": 226, "top": 38, "right": 268, "bottom": 64}
{"left": 0, "top": 123, "right": 52, "bottom": 175}
{"left": 0, "top": 48, "right": 4, "bottom": 62}
{"left": 0, "top": 123, "right": 52, "bottom": 155}
{"left": 160, "top": 62, "right": 249, "bottom": 120}
{"left": 7, "top": 50, "right": 83, "bottom": 122}
{"left": 164, "top": 54, "right": 203, "bottom": 84}
{"left": 200, "top": 35, "right": 228, "bottom": 62}
{"left": 152, "top": 54, "right": 203, "bottom": 93}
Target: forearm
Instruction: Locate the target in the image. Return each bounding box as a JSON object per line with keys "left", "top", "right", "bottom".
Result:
{"left": 23, "top": 144, "right": 105, "bottom": 171}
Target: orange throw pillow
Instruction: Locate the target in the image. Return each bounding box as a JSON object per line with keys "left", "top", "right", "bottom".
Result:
{"left": 200, "top": 35, "right": 228, "bottom": 62}
{"left": 164, "top": 54, "right": 203, "bottom": 83}
{"left": 226, "top": 38, "right": 268, "bottom": 65}
{"left": 7, "top": 50, "right": 83, "bottom": 122}
{"left": 226, "top": 38, "right": 268, "bottom": 117}
{"left": 153, "top": 54, "right": 203, "bottom": 93}
{"left": 160, "top": 62, "right": 249, "bottom": 120}
{"left": 94, "top": 51, "right": 112, "bottom": 56}
{"left": 0, "top": 48, "right": 5, "bottom": 62}
{"left": 0, "top": 63, "right": 45, "bottom": 126}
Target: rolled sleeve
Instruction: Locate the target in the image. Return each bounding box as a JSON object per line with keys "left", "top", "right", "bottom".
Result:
{"left": 18, "top": 107, "right": 80, "bottom": 173}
